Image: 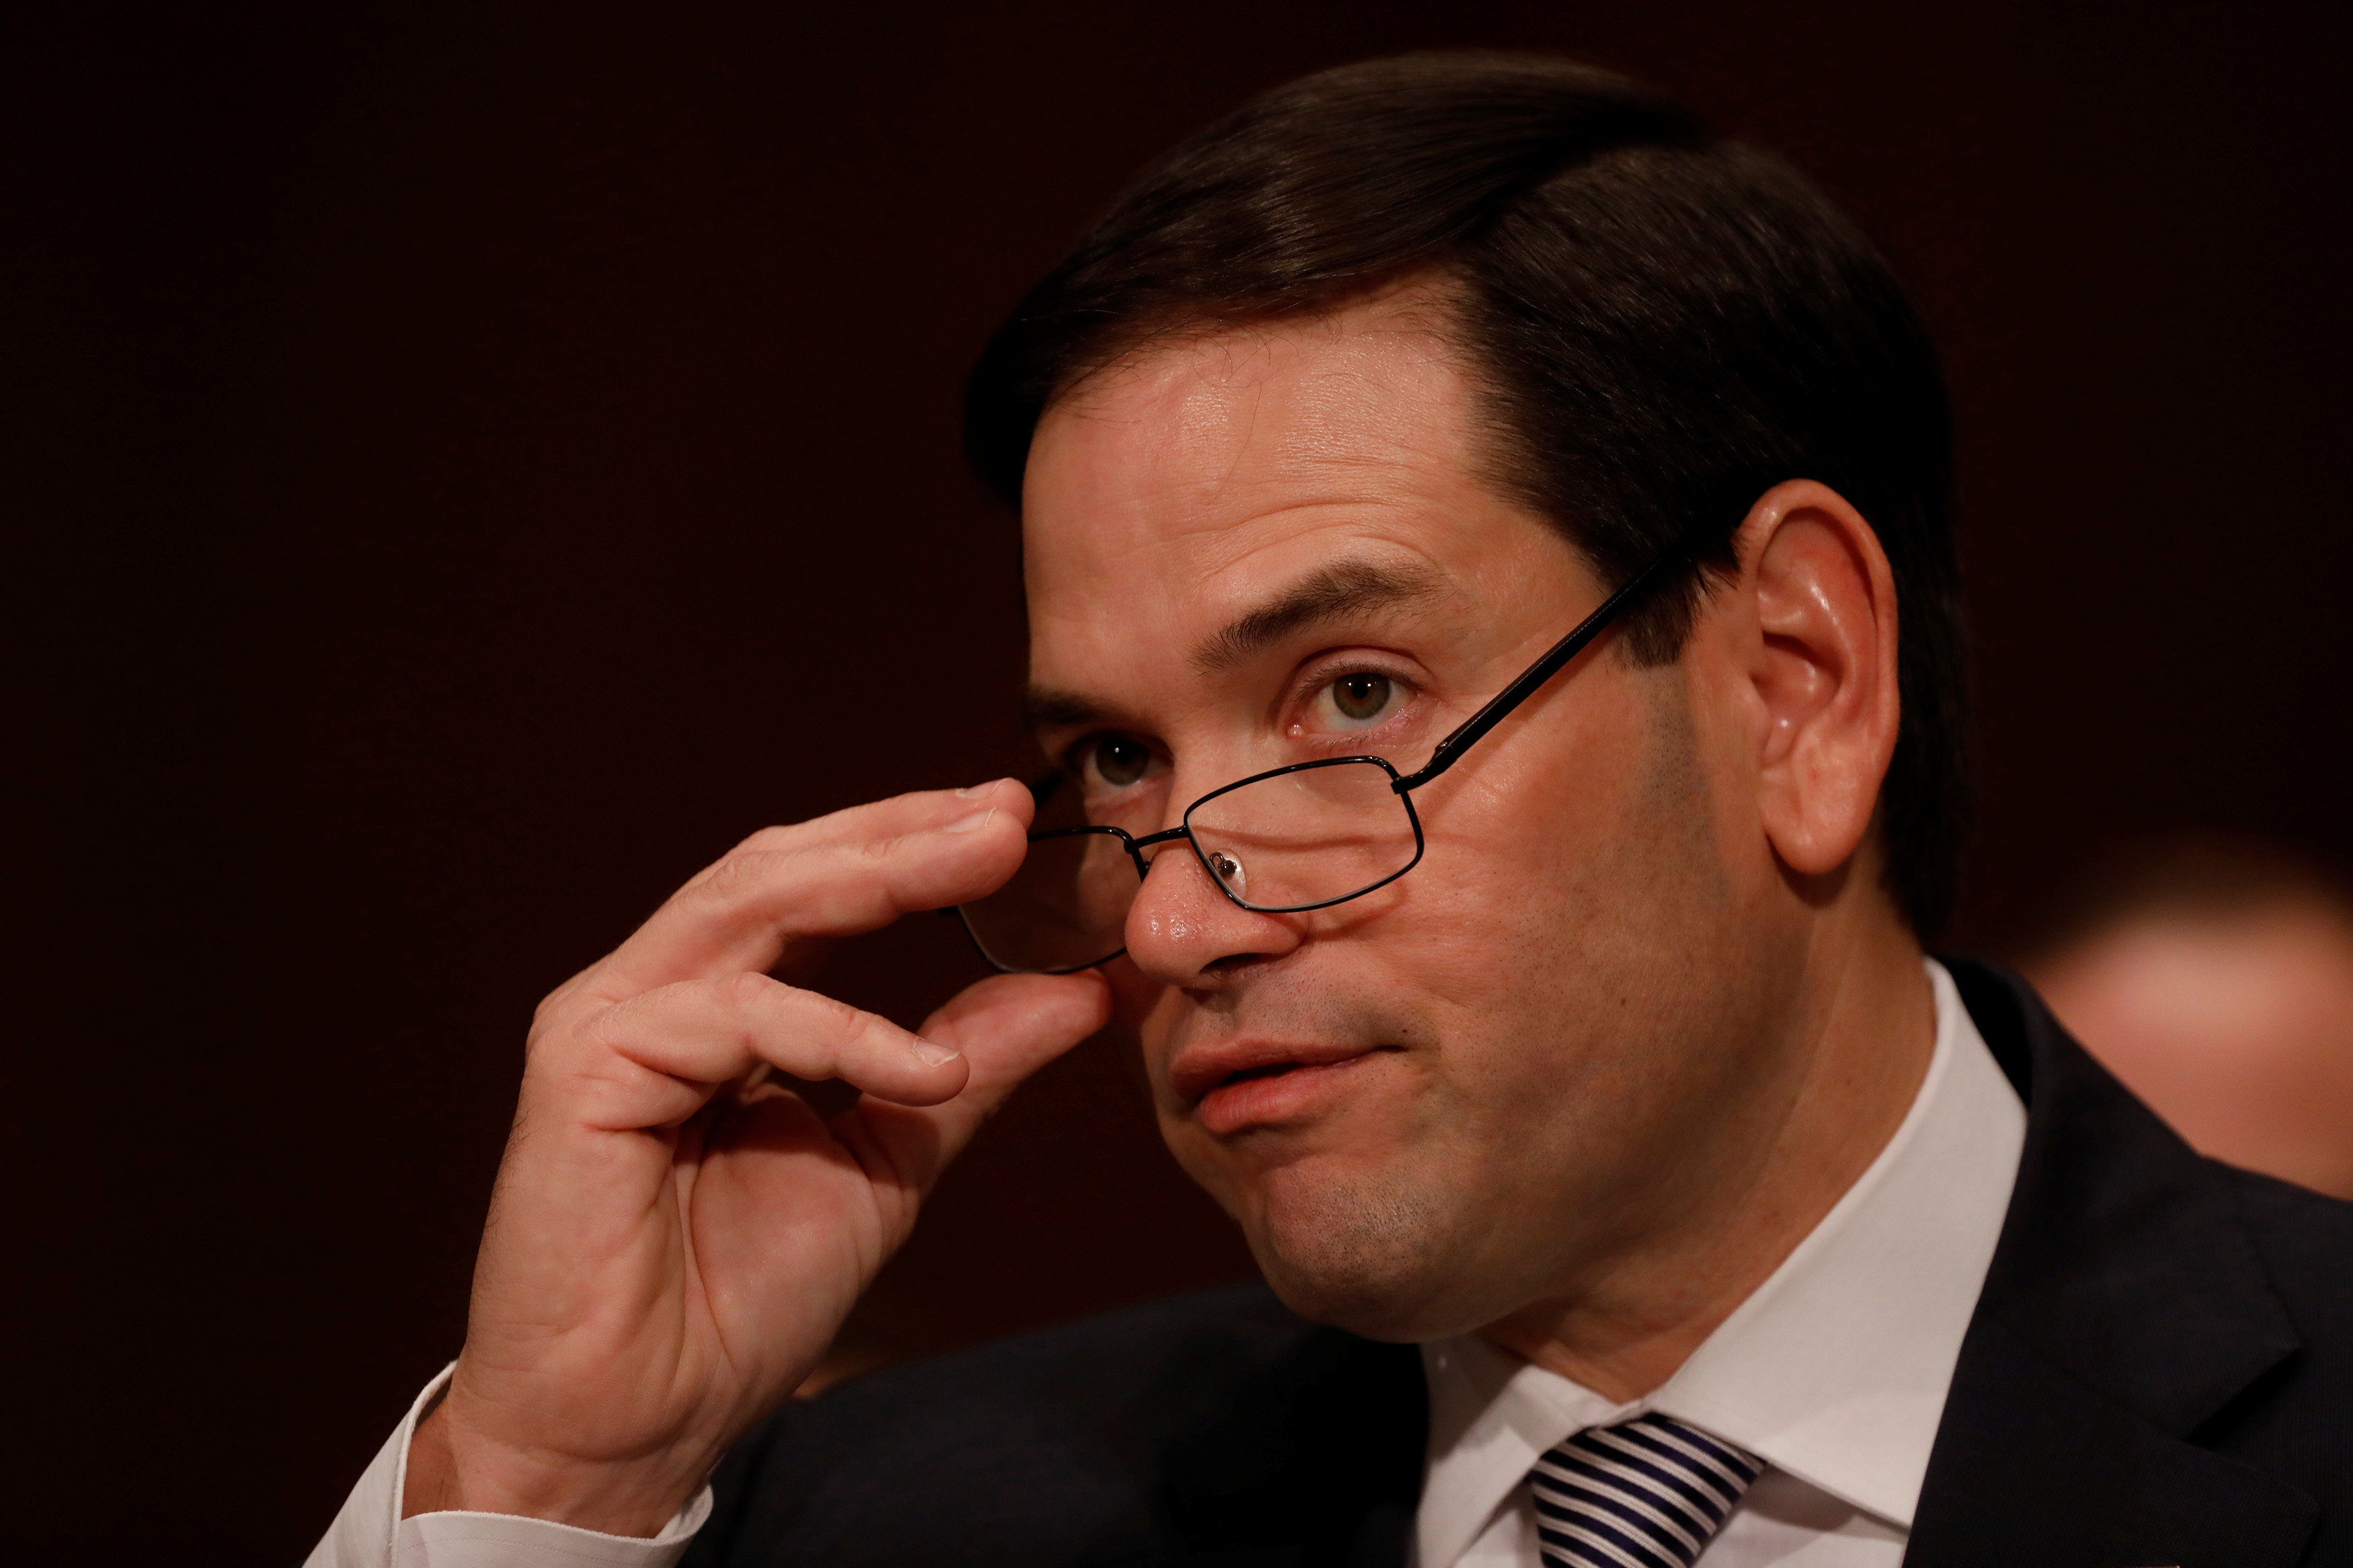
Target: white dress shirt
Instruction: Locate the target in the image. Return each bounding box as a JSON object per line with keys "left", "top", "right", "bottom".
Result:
{"left": 304, "top": 1372, "right": 710, "bottom": 1568}
{"left": 309, "top": 960, "right": 2022, "bottom": 1568}
{"left": 1414, "top": 960, "right": 2026, "bottom": 1565}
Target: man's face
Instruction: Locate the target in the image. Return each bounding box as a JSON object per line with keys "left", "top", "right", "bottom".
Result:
{"left": 1021, "top": 294, "right": 1806, "bottom": 1341}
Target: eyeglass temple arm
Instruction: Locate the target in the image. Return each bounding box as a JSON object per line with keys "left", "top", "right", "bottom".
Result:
{"left": 1394, "top": 539, "right": 1691, "bottom": 792}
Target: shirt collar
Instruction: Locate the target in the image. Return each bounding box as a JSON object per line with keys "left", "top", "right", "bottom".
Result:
{"left": 1415, "top": 959, "right": 2026, "bottom": 1567}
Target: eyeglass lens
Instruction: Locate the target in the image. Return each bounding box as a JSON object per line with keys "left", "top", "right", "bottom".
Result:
{"left": 957, "top": 758, "right": 1419, "bottom": 974}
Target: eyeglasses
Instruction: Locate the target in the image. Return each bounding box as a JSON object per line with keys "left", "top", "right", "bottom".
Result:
{"left": 957, "top": 538, "right": 1691, "bottom": 974}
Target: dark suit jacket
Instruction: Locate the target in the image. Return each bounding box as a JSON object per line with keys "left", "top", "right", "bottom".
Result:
{"left": 682, "top": 960, "right": 2353, "bottom": 1566}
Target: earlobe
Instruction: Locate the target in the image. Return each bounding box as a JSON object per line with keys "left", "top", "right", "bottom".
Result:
{"left": 1732, "top": 481, "right": 1902, "bottom": 879}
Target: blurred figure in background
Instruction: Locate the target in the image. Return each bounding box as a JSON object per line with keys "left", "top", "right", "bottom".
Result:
{"left": 2025, "top": 837, "right": 2353, "bottom": 1199}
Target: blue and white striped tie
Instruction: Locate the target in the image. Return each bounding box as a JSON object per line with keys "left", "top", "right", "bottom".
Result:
{"left": 1529, "top": 1412, "right": 1765, "bottom": 1567}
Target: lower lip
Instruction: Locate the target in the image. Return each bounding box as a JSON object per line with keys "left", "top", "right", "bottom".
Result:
{"left": 1196, "top": 1055, "right": 1378, "bottom": 1136}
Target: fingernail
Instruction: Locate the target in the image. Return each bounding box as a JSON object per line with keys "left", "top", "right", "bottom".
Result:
{"left": 910, "top": 1038, "right": 961, "bottom": 1067}
{"left": 945, "top": 806, "right": 998, "bottom": 834}
{"left": 954, "top": 780, "right": 1001, "bottom": 799}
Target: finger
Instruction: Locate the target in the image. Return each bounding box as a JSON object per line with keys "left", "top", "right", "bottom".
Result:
{"left": 699, "top": 778, "right": 1031, "bottom": 874}
{"left": 559, "top": 973, "right": 971, "bottom": 1132}
{"left": 594, "top": 779, "right": 1035, "bottom": 994}
{"left": 838, "top": 970, "right": 1114, "bottom": 1191}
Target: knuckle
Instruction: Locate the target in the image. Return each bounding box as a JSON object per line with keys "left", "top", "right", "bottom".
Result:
{"left": 522, "top": 1021, "right": 606, "bottom": 1091}
{"left": 535, "top": 966, "right": 591, "bottom": 1015}
{"left": 569, "top": 998, "right": 628, "bottom": 1055}
{"left": 839, "top": 1004, "right": 882, "bottom": 1049}
{"left": 530, "top": 968, "right": 599, "bottom": 1032}
{"left": 723, "top": 968, "right": 776, "bottom": 1010}
{"left": 703, "top": 850, "right": 760, "bottom": 893}
{"left": 819, "top": 991, "right": 875, "bottom": 1044}
{"left": 701, "top": 848, "right": 786, "bottom": 901}
{"left": 733, "top": 823, "right": 799, "bottom": 856}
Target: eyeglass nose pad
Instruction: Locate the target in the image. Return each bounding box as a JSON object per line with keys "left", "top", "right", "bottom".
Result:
{"left": 1131, "top": 833, "right": 1242, "bottom": 907}
{"left": 1132, "top": 832, "right": 1179, "bottom": 874}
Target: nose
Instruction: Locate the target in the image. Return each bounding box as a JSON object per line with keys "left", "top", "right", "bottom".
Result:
{"left": 1121, "top": 837, "right": 1303, "bottom": 983}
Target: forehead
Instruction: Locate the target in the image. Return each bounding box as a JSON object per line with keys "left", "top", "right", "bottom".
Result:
{"left": 1021, "top": 294, "right": 1554, "bottom": 667}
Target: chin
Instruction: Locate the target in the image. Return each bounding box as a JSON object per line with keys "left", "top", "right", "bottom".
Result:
{"left": 1234, "top": 1161, "right": 1484, "bottom": 1343}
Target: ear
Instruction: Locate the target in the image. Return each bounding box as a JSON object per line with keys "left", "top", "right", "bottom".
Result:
{"left": 1725, "top": 480, "right": 1902, "bottom": 880}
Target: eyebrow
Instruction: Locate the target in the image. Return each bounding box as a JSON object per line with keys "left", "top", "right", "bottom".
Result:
{"left": 1189, "top": 556, "right": 1447, "bottom": 675}
{"left": 1021, "top": 686, "right": 1115, "bottom": 735}
{"left": 1020, "top": 556, "right": 1451, "bottom": 740}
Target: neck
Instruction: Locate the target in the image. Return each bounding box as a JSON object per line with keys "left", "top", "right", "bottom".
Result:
{"left": 1482, "top": 897, "right": 1936, "bottom": 1401}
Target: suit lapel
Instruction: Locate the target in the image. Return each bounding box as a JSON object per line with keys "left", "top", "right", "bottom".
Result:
{"left": 1157, "top": 1323, "right": 1426, "bottom": 1567}
{"left": 1907, "top": 960, "right": 2317, "bottom": 1565}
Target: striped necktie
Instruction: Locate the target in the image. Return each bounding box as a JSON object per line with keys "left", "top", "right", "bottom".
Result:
{"left": 1529, "top": 1412, "right": 1766, "bottom": 1568}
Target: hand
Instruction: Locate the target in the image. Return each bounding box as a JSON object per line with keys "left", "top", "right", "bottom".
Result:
{"left": 401, "top": 779, "right": 1110, "bottom": 1535}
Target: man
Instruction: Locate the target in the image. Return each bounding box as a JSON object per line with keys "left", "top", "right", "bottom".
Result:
{"left": 310, "top": 52, "right": 2352, "bottom": 1567}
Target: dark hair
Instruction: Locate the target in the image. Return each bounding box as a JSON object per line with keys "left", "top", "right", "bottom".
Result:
{"left": 965, "top": 51, "right": 1968, "bottom": 935}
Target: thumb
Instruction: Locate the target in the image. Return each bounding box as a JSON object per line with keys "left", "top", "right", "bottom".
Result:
{"left": 928, "top": 971, "right": 1114, "bottom": 1099}
{"left": 844, "top": 970, "right": 1113, "bottom": 1188}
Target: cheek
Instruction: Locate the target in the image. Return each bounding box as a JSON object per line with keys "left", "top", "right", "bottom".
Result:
{"left": 1402, "top": 744, "right": 1631, "bottom": 953}
{"left": 1375, "top": 698, "right": 1734, "bottom": 1063}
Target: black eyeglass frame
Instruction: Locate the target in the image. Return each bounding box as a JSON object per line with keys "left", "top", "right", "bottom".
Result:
{"left": 957, "top": 536, "right": 1693, "bottom": 974}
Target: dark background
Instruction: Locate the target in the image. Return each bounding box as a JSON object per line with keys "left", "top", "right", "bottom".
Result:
{"left": 9, "top": 2, "right": 2347, "bottom": 1559}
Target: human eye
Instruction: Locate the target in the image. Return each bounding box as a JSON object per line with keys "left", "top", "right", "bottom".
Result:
{"left": 1298, "top": 665, "right": 1415, "bottom": 736}
{"left": 1068, "top": 732, "right": 1159, "bottom": 793}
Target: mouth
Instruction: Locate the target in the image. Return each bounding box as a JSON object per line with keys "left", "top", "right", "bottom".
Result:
{"left": 1170, "top": 1040, "right": 1390, "bottom": 1137}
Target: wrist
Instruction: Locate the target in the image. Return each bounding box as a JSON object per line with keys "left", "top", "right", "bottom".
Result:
{"left": 401, "top": 1385, "right": 707, "bottom": 1538}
